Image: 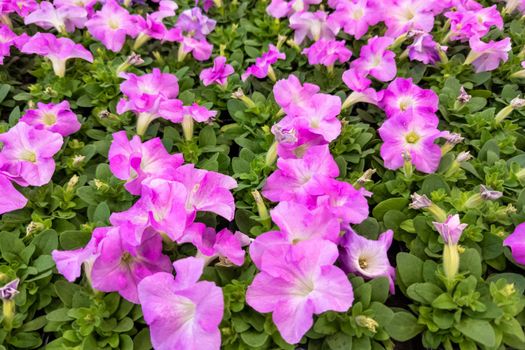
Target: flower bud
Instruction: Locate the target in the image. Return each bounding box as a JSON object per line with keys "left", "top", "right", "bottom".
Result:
{"left": 265, "top": 141, "right": 278, "bottom": 167}
{"left": 252, "top": 190, "right": 271, "bottom": 229}
{"left": 410, "top": 193, "right": 448, "bottom": 222}
{"left": 443, "top": 243, "right": 460, "bottom": 281}
{"left": 355, "top": 315, "right": 379, "bottom": 333}
{"left": 231, "top": 89, "right": 257, "bottom": 109}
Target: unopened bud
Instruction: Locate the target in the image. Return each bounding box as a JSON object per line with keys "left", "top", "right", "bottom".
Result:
{"left": 457, "top": 86, "right": 471, "bottom": 104}
{"left": 355, "top": 315, "right": 379, "bottom": 333}
{"left": 72, "top": 155, "right": 85, "bottom": 167}
{"left": 231, "top": 89, "right": 257, "bottom": 109}
{"left": 501, "top": 283, "right": 516, "bottom": 297}
{"left": 252, "top": 190, "right": 271, "bottom": 229}
{"left": 480, "top": 185, "right": 503, "bottom": 201}
{"left": 456, "top": 151, "right": 472, "bottom": 163}
{"left": 26, "top": 221, "right": 44, "bottom": 236}
{"left": 355, "top": 169, "right": 376, "bottom": 188}
{"left": 93, "top": 179, "right": 109, "bottom": 192}
{"left": 443, "top": 243, "right": 460, "bottom": 281}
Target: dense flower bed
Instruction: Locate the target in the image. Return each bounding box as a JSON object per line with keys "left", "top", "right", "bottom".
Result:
{"left": 1, "top": 0, "right": 525, "bottom": 349}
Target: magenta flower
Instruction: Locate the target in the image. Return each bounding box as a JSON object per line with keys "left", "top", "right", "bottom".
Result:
{"left": 172, "top": 164, "right": 237, "bottom": 221}
{"left": 241, "top": 44, "right": 286, "bottom": 81}
{"left": 465, "top": 36, "right": 512, "bottom": 73}
{"left": 246, "top": 240, "right": 354, "bottom": 344}
{"left": 0, "top": 174, "right": 27, "bottom": 215}
{"left": 339, "top": 228, "right": 396, "bottom": 293}
{"left": 132, "top": 1, "right": 178, "bottom": 43}
{"left": 85, "top": 0, "right": 135, "bottom": 52}
{"left": 181, "top": 103, "right": 217, "bottom": 123}
{"left": 0, "top": 0, "right": 37, "bottom": 16}
{"left": 328, "top": 0, "right": 382, "bottom": 39}
{"left": 266, "top": 0, "right": 322, "bottom": 18}
{"left": 316, "top": 178, "right": 370, "bottom": 225}
{"left": 178, "top": 36, "right": 213, "bottom": 61}
{"left": 407, "top": 32, "right": 444, "bottom": 65}
{"left": 176, "top": 7, "right": 216, "bottom": 41}
{"left": 262, "top": 145, "right": 339, "bottom": 202}
{"left": 383, "top": 0, "right": 435, "bottom": 37}
{"left": 199, "top": 56, "right": 234, "bottom": 86}
{"left": 90, "top": 227, "right": 172, "bottom": 303}
{"left": 20, "top": 101, "right": 80, "bottom": 136}
{"left": 277, "top": 93, "right": 342, "bottom": 142}
{"left": 273, "top": 74, "right": 320, "bottom": 116}
{"left": 445, "top": 5, "right": 503, "bottom": 42}
{"left": 138, "top": 257, "right": 223, "bottom": 350}
{"left": 20, "top": 33, "right": 93, "bottom": 77}
{"left": 433, "top": 214, "right": 468, "bottom": 245}
{"left": 178, "top": 223, "right": 249, "bottom": 266}
{"left": 272, "top": 123, "right": 325, "bottom": 159}
{"left": 24, "top": 1, "right": 87, "bottom": 33}
{"left": 380, "top": 77, "right": 439, "bottom": 122}
{"left": 289, "top": 11, "right": 336, "bottom": 45}
{"left": 249, "top": 201, "right": 341, "bottom": 268}
{"left": 0, "top": 24, "right": 18, "bottom": 64}
{"left": 342, "top": 67, "right": 382, "bottom": 105}
{"left": 302, "top": 39, "right": 352, "bottom": 67}
{"left": 108, "top": 131, "right": 184, "bottom": 195}
{"left": 139, "top": 177, "right": 189, "bottom": 241}
{"left": 503, "top": 223, "right": 525, "bottom": 265}
{"left": 116, "top": 68, "right": 181, "bottom": 135}
{"left": 351, "top": 36, "right": 397, "bottom": 82}
{"left": 0, "top": 122, "right": 63, "bottom": 187}
{"left": 52, "top": 227, "right": 109, "bottom": 282}
{"left": 378, "top": 114, "right": 442, "bottom": 173}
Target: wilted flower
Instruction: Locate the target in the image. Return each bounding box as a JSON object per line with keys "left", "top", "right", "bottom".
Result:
{"left": 246, "top": 240, "right": 353, "bottom": 344}
{"left": 138, "top": 257, "right": 223, "bottom": 350}
{"left": 20, "top": 101, "right": 81, "bottom": 136}
{"left": 20, "top": 33, "right": 93, "bottom": 77}
{"left": 0, "top": 278, "right": 19, "bottom": 300}
{"left": 457, "top": 86, "right": 471, "bottom": 104}
{"left": 480, "top": 185, "right": 503, "bottom": 200}
{"left": 339, "top": 228, "right": 396, "bottom": 293}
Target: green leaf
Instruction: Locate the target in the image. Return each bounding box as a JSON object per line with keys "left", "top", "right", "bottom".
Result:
{"left": 93, "top": 201, "right": 111, "bottom": 224}
{"left": 432, "top": 293, "right": 456, "bottom": 310}
{"left": 133, "top": 329, "right": 152, "bottom": 350}
{"left": 0, "top": 84, "right": 10, "bottom": 103}
{"left": 459, "top": 249, "right": 482, "bottom": 279}
{"left": 455, "top": 319, "right": 496, "bottom": 347}
{"left": 406, "top": 283, "right": 443, "bottom": 304}
{"left": 8, "top": 332, "right": 42, "bottom": 348}
{"left": 326, "top": 332, "right": 352, "bottom": 350}
{"left": 32, "top": 229, "right": 58, "bottom": 255}
{"left": 385, "top": 312, "right": 424, "bottom": 342}
{"left": 55, "top": 280, "right": 82, "bottom": 307}
{"left": 240, "top": 330, "right": 269, "bottom": 347}
{"left": 369, "top": 277, "right": 390, "bottom": 303}
{"left": 372, "top": 198, "right": 408, "bottom": 220}
{"left": 396, "top": 252, "right": 424, "bottom": 288}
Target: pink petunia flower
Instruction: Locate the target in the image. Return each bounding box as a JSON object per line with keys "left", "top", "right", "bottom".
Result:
{"left": 383, "top": 0, "right": 435, "bottom": 37}
{"left": 52, "top": 226, "right": 109, "bottom": 282}
{"left": 242, "top": 44, "right": 286, "bottom": 81}
{"left": 503, "top": 222, "right": 525, "bottom": 266}
{"left": 316, "top": 178, "right": 370, "bottom": 226}
{"left": 20, "top": 100, "right": 81, "bottom": 136}
{"left": 380, "top": 77, "right": 439, "bottom": 122}
{"left": 262, "top": 145, "right": 339, "bottom": 203}
{"left": 289, "top": 11, "right": 336, "bottom": 45}
{"left": 0, "top": 24, "right": 18, "bottom": 64}
{"left": 407, "top": 31, "right": 444, "bottom": 64}
{"left": 249, "top": 201, "right": 341, "bottom": 268}
{"left": 276, "top": 93, "right": 342, "bottom": 142}
{"left": 246, "top": 240, "right": 354, "bottom": 344}
{"left": 0, "top": 173, "right": 27, "bottom": 215}
{"left": 20, "top": 33, "right": 93, "bottom": 77}
{"left": 199, "top": 56, "right": 234, "bottom": 86}
{"left": 0, "top": 0, "right": 38, "bottom": 16}
{"left": 445, "top": 5, "right": 503, "bottom": 42}
{"left": 178, "top": 223, "right": 249, "bottom": 266}
{"left": 138, "top": 257, "right": 223, "bottom": 350}
{"left": 328, "top": 0, "right": 383, "bottom": 39}
{"left": 432, "top": 214, "right": 468, "bottom": 245}
{"left": 24, "top": 1, "right": 87, "bottom": 33}
{"left": 339, "top": 228, "right": 396, "bottom": 293}
{"left": 176, "top": 7, "right": 216, "bottom": 40}
{"left": 0, "top": 122, "right": 63, "bottom": 187}
{"left": 378, "top": 114, "right": 442, "bottom": 173}
{"left": 273, "top": 74, "right": 320, "bottom": 116}
{"left": 90, "top": 226, "right": 172, "bottom": 303}
{"left": 302, "top": 39, "right": 352, "bottom": 67}
{"left": 85, "top": 0, "right": 136, "bottom": 52}
{"left": 108, "top": 131, "right": 184, "bottom": 195}
{"left": 341, "top": 67, "right": 382, "bottom": 106}
{"left": 465, "top": 36, "right": 512, "bottom": 73}
{"left": 266, "top": 0, "right": 322, "bottom": 18}
{"left": 351, "top": 36, "right": 397, "bottom": 82}
{"left": 116, "top": 68, "right": 182, "bottom": 135}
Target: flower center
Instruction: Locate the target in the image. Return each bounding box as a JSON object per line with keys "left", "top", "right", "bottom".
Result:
{"left": 42, "top": 112, "right": 57, "bottom": 126}
{"left": 359, "top": 257, "right": 368, "bottom": 269}
{"left": 405, "top": 131, "right": 420, "bottom": 144}
{"left": 397, "top": 96, "right": 414, "bottom": 111}
{"left": 121, "top": 252, "right": 133, "bottom": 265}
{"left": 19, "top": 149, "right": 36, "bottom": 162}
{"left": 108, "top": 18, "right": 120, "bottom": 30}
{"left": 351, "top": 8, "right": 364, "bottom": 20}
